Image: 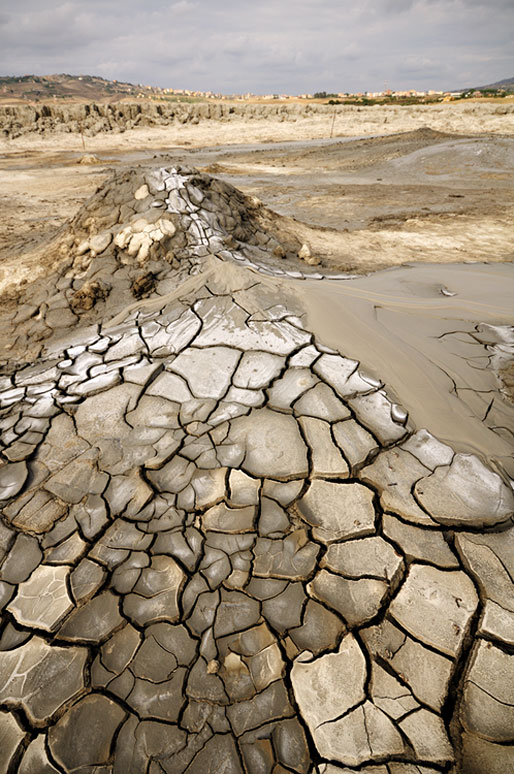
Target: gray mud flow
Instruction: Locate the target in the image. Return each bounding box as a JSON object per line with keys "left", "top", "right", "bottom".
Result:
{"left": 288, "top": 261, "right": 514, "bottom": 474}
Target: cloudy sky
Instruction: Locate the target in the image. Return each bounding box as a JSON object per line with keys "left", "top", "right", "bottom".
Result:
{"left": 0, "top": 0, "right": 512, "bottom": 94}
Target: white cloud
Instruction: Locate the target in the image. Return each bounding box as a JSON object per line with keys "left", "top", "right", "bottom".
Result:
{"left": 0, "top": 0, "right": 512, "bottom": 92}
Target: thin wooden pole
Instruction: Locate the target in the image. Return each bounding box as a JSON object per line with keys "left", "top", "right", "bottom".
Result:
{"left": 330, "top": 109, "right": 336, "bottom": 138}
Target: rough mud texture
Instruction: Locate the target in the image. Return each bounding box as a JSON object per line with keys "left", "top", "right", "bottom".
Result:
{"left": 0, "top": 166, "right": 513, "bottom": 773}
{"left": 0, "top": 165, "right": 309, "bottom": 362}
{"left": 1, "top": 100, "right": 513, "bottom": 141}
{"left": 2, "top": 128, "right": 514, "bottom": 286}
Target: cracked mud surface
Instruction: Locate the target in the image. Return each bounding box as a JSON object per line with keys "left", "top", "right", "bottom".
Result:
{"left": 0, "top": 164, "right": 513, "bottom": 773}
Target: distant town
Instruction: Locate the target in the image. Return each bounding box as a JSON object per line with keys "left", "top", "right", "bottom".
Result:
{"left": 0, "top": 73, "right": 512, "bottom": 105}
{"left": 136, "top": 86, "right": 510, "bottom": 104}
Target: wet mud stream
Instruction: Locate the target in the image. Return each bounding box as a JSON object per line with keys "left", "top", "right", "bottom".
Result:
{"left": 291, "top": 262, "right": 514, "bottom": 475}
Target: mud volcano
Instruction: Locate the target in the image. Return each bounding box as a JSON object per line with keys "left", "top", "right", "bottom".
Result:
{"left": 0, "top": 167, "right": 513, "bottom": 773}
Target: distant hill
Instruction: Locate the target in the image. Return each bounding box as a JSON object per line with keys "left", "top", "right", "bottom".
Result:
{"left": 456, "top": 76, "right": 514, "bottom": 93}
{"left": 0, "top": 73, "right": 157, "bottom": 102}
{"left": 478, "top": 76, "right": 514, "bottom": 91}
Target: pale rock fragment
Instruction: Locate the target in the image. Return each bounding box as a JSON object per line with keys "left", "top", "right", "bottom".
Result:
{"left": 233, "top": 350, "right": 284, "bottom": 390}
{"left": 48, "top": 694, "right": 127, "bottom": 771}
{"left": 388, "top": 564, "right": 478, "bottom": 658}
{"left": 123, "top": 555, "right": 185, "bottom": 626}
{"left": 134, "top": 184, "right": 150, "bottom": 200}
{"left": 401, "top": 428, "right": 454, "bottom": 470}
{"left": 0, "top": 710, "right": 25, "bottom": 771}
{"left": 299, "top": 415, "right": 350, "bottom": 478}
{"left": 313, "top": 702, "right": 404, "bottom": 766}
{"left": 349, "top": 390, "right": 409, "bottom": 445}
{"left": 170, "top": 346, "right": 240, "bottom": 399}
{"left": 0, "top": 636, "right": 87, "bottom": 724}
{"left": 415, "top": 453, "right": 514, "bottom": 528}
{"left": 383, "top": 512, "right": 459, "bottom": 568}
{"left": 227, "top": 408, "right": 309, "bottom": 479}
{"left": 399, "top": 709, "right": 454, "bottom": 766}
{"left": 19, "top": 734, "right": 60, "bottom": 774}
{"left": 8, "top": 564, "right": 74, "bottom": 632}
{"left": 332, "top": 418, "right": 378, "bottom": 470}
{"left": 309, "top": 569, "right": 388, "bottom": 626}
{"left": 314, "top": 353, "right": 375, "bottom": 399}
{"left": 461, "top": 639, "right": 514, "bottom": 743}
{"left": 298, "top": 243, "right": 312, "bottom": 260}
{"left": 297, "top": 480, "right": 376, "bottom": 543}
{"left": 291, "top": 633, "right": 366, "bottom": 729}
{"left": 360, "top": 448, "right": 436, "bottom": 527}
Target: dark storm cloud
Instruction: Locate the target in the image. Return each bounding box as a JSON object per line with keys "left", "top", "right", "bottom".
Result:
{"left": 0, "top": 0, "right": 512, "bottom": 92}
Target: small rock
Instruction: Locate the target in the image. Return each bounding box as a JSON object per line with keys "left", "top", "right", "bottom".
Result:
{"left": 78, "top": 154, "right": 99, "bottom": 165}
{"left": 89, "top": 231, "right": 112, "bottom": 255}
{"left": 134, "top": 184, "right": 150, "bottom": 200}
{"left": 70, "top": 280, "right": 110, "bottom": 312}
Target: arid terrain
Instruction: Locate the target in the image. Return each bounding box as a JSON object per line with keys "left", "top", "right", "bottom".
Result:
{"left": 0, "top": 103, "right": 513, "bottom": 773}
{"left": 1, "top": 101, "right": 514, "bottom": 278}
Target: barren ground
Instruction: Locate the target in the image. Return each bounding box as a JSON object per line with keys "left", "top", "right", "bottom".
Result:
{"left": 1, "top": 110, "right": 514, "bottom": 276}
{"left": 0, "top": 106, "right": 513, "bottom": 470}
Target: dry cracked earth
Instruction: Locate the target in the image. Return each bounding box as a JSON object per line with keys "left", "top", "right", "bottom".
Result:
{"left": 0, "top": 166, "right": 513, "bottom": 774}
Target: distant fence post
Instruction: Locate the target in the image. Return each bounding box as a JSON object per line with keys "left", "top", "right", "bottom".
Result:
{"left": 330, "top": 109, "right": 336, "bottom": 138}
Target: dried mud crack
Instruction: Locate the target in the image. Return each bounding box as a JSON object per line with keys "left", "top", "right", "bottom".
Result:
{"left": 0, "top": 165, "right": 513, "bottom": 774}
